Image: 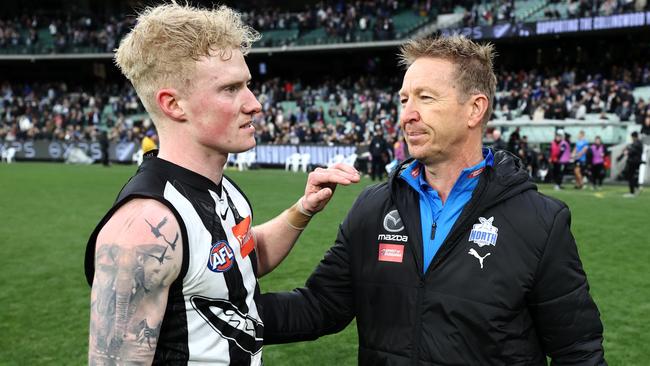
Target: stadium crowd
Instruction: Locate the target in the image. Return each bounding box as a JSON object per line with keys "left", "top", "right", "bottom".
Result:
{"left": 461, "top": 0, "right": 648, "bottom": 27}
{"left": 493, "top": 64, "right": 650, "bottom": 123}
{"left": 242, "top": 0, "right": 407, "bottom": 43}
{"left": 3, "top": 63, "right": 649, "bottom": 184}
{"left": 3, "top": 1, "right": 649, "bottom": 52}
{"left": 0, "top": 14, "right": 135, "bottom": 53}
{"left": 1, "top": 0, "right": 436, "bottom": 52}
{"left": 3, "top": 62, "right": 650, "bottom": 146}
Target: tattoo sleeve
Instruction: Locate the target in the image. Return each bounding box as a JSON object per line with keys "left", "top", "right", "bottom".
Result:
{"left": 89, "top": 217, "right": 180, "bottom": 365}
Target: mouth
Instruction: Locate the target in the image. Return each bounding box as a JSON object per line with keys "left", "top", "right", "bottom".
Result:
{"left": 240, "top": 121, "right": 254, "bottom": 130}
{"left": 405, "top": 130, "right": 428, "bottom": 144}
{"left": 406, "top": 130, "right": 427, "bottom": 138}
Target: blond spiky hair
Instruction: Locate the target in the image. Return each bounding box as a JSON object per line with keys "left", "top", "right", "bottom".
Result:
{"left": 115, "top": 2, "right": 260, "bottom": 117}
{"left": 399, "top": 35, "right": 497, "bottom": 128}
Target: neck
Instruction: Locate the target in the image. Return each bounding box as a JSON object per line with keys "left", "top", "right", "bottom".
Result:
{"left": 156, "top": 135, "right": 227, "bottom": 185}
{"left": 422, "top": 147, "right": 483, "bottom": 204}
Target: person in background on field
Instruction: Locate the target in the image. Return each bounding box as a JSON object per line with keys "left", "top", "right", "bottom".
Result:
{"left": 550, "top": 131, "right": 569, "bottom": 190}
{"left": 619, "top": 131, "right": 644, "bottom": 197}
{"left": 491, "top": 128, "right": 507, "bottom": 151}
{"left": 141, "top": 129, "right": 158, "bottom": 154}
{"left": 641, "top": 115, "right": 650, "bottom": 136}
{"left": 590, "top": 135, "right": 606, "bottom": 190}
{"left": 385, "top": 133, "right": 408, "bottom": 174}
{"left": 573, "top": 130, "right": 589, "bottom": 189}
{"left": 507, "top": 127, "right": 521, "bottom": 155}
{"left": 98, "top": 128, "right": 110, "bottom": 167}
{"left": 369, "top": 127, "right": 391, "bottom": 180}
{"left": 393, "top": 134, "right": 408, "bottom": 163}
{"left": 518, "top": 135, "right": 535, "bottom": 177}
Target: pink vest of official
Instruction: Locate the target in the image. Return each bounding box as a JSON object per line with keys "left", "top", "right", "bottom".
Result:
{"left": 559, "top": 140, "right": 572, "bottom": 163}
{"left": 591, "top": 144, "right": 604, "bottom": 165}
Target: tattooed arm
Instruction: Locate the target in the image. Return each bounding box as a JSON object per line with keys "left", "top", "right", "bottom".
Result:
{"left": 89, "top": 199, "right": 182, "bottom": 365}
{"left": 253, "top": 163, "right": 359, "bottom": 277}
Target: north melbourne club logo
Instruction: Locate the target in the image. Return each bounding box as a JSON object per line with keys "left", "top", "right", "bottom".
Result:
{"left": 469, "top": 216, "right": 499, "bottom": 247}
{"left": 383, "top": 210, "right": 404, "bottom": 233}
{"left": 208, "top": 241, "right": 235, "bottom": 272}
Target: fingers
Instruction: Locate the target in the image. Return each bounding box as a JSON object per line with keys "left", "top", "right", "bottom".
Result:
{"left": 308, "top": 165, "right": 361, "bottom": 186}
{"left": 302, "top": 187, "right": 333, "bottom": 213}
{"left": 315, "top": 187, "right": 333, "bottom": 201}
{"left": 328, "top": 162, "right": 360, "bottom": 176}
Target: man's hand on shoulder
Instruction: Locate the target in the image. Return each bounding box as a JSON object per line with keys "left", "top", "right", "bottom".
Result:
{"left": 89, "top": 199, "right": 182, "bottom": 365}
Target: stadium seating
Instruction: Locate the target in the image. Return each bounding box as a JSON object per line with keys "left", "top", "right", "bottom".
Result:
{"left": 326, "top": 153, "right": 345, "bottom": 167}
{"left": 514, "top": 0, "right": 549, "bottom": 22}
{"left": 1, "top": 147, "right": 16, "bottom": 163}
{"left": 527, "top": 1, "right": 569, "bottom": 22}
{"left": 259, "top": 29, "right": 299, "bottom": 47}
{"left": 237, "top": 150, "right": 257, "bottom": 171}
{"left": 300, "top": 153, "right": 311, "bottom": 172}
{"left": 343, "top": 153, "right": 358, "bottom": 167}
{"left": 132, "top": 149, "right": 144, "bottom": 166}
{"left": 392, "top": 10, "right": 431, "bottom": 38}
{"left": 0, "top": 2, "right": 434, "bottom": 54}
{"left": 285, "top": 152, "right": 302, "bottom": 172}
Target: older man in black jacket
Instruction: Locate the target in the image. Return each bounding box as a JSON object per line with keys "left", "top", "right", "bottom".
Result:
{"left": 260, "top": 35, "right": 606, "bottom": 365}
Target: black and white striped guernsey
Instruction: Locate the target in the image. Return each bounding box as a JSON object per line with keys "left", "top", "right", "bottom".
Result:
{"left": 85, "top": 154, "right": 263, "bottom": 365}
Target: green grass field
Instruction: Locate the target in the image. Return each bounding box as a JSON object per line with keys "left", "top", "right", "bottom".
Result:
{"left": 0, "top": 162, "right": 647, "bottom": 365}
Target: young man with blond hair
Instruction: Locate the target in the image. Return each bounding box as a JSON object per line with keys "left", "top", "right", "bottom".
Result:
{"left": 84, "top": 3, "right": 359, "bottom": 364}
{"left": 260, "top": 35, "right": 606, "bottom": 365}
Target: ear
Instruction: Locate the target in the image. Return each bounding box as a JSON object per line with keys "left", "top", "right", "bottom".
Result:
{"left": 156, "top": 88, "right": 186, "bottom": 122}
{"left": 467, "top": 94, "right": 489, "bottom": 129}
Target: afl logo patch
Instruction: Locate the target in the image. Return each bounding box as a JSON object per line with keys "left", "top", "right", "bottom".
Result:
{"left": 383, "top": 209, "right": 404, "bottom": 233}
{"left": 208, "top": 241, "right": 235, "bottom": 272}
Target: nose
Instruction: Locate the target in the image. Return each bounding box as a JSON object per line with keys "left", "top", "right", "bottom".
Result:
{"left": 242, "top": 88, "right": 262, "bottom": 115}
{"left": 399, "top": 100, "right": 420, "bottom": 126}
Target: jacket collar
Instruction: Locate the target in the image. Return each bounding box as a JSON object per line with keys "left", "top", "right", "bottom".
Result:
{"left": 387, "top": 149, "right": 536, "bottom": 275}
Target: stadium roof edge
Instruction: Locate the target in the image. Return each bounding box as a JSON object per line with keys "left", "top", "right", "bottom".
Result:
{"left": 250, "top": 40, "right": 403, "bottom": 53}
{"left": 0, "top": 40, "right": 408, "bottom": 60}
{"left": 0, "top": 53, "right": 115, "bottom": 61}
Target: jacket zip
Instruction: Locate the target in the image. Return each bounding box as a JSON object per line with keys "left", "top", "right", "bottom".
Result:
{"left": 424, "top": 171, "right": 490, "bottom": 277}
{"left": 410, "top": 171, "right": 490, "bottom": 365}
{"left": 411, "top": 277, "right": 425, "bottom": 366}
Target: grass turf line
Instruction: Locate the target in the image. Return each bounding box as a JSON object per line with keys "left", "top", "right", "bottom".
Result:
{"left": 0, "top": 162, "right": 646, "bottom": 364}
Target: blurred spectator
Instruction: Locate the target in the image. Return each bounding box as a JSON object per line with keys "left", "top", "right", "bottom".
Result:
{"left": 642, "top": 115, "right": 650, "bottom": 136}
{"left": 572, "top": 130, "right": 589, "bottom": 189}
{"left": 615, "top": 100, "right": 632, "bottom": 121}
{"left": 141, "top": 129, "right": 158, "bottom": 154}
{"left": 98, "top": 128, "right": 110, "bottom": 167}
{"left": 550, "top": 132, "right": 570, "bottom": 190}
{"left": 618, "top": 131, "right": 644, "bottom": 197}
{"left": 393, "top": 134, "right": 407, "bottom": 163}
{"left": 369, "top": 128, "right": 391, "bottom": 181}
{"left": 491, "top": 129, "right": 507, "bottom": 151}
{"left": 589, "top": 136, "right": 606, "bottom": 189}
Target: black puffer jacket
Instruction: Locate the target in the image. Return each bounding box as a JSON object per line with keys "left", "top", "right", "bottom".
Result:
{"left": 260, "top": 150, "right": 606, "bottom": 365}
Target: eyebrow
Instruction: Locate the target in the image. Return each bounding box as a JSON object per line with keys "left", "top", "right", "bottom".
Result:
{"left": 399, "top": 87, "right": 439, "bottom": 97}
{"left": 213, "top": 75, "right": 252, "bottom": 89}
